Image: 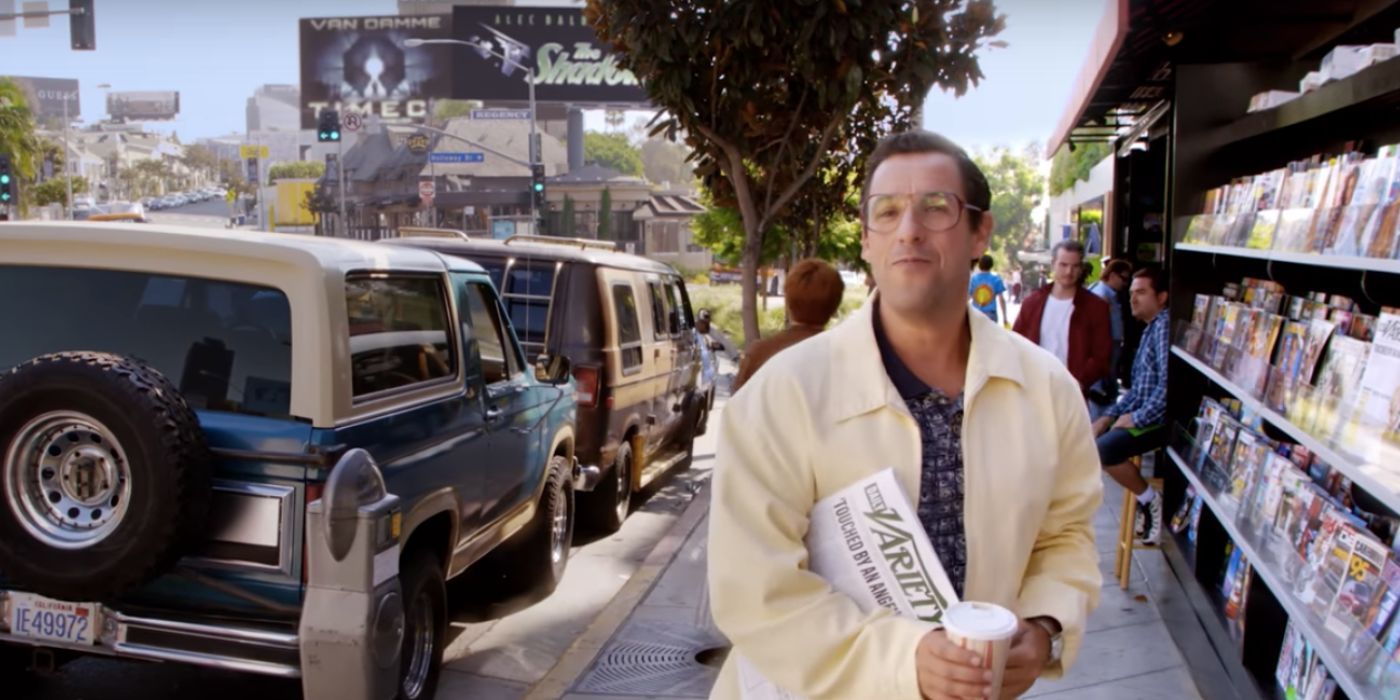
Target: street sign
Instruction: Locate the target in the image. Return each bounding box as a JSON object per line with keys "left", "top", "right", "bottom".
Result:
{"left": 21, "top": 2, "right": 47, "bottom": 28}
{"left": 226, "top": 189, "right": 236, "bottom": 203}
{"left": 239, "top": 145, "right": 269, "bottom": 159}
{"left": 343, "top": 112, "right": 363, "bottom": 132}
{"left": 406, "top": 134, "right": 430, "bottom": 154}
{"left": 418, "top": 179, "right": 435, "bottom": 207}
{"left": 429, "top": 152, "right": 484, "bottom": 164}
{"left": 470, "top": 109, "right": 531, "bottom": 121}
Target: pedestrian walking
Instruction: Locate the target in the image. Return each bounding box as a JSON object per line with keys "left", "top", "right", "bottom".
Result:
{"left": 708, "top": 130, "right": 1102, "bottom": 700}
{"left": 1092, "top": 267, "right": 1170, "bottom": 544}
{"left": 730, "top": 258, "right": 844, "bottom": 393}
{"left": 968, "top": 254, "right": 1009, "bottom": 325}
{"left": 1011, "top": 267, "right": 1023, "bottom": 303}
{"left": 1086, "top": 259, "right": 1132, "bottom": 416}
{"left": 1011, "top": 240, "right": 1112, "bottom": 394}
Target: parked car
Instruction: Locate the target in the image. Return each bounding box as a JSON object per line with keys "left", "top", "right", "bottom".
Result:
{"left": 0, "top": 222, "right": 580, "bottom": 699}
{"left": 389, "top": 232, "right": 706, "bottom": 533}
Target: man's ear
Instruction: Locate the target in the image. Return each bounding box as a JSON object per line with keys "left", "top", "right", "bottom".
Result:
{"left": 972, "top": 211, "right": 995, "bottom": 258}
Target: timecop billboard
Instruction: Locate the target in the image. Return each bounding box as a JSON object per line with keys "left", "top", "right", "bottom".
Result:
{"left": 299, "top": 14, "right": 455, "bottom": 128}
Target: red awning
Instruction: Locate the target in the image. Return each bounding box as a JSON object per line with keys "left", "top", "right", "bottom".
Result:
{"left": 1047, "top": 0, "right": 1130, "bottom": 157}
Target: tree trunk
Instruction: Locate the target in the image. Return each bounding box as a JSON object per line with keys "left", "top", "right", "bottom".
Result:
{"left": 739, "top": 221, "right": 763, "bottom": 347}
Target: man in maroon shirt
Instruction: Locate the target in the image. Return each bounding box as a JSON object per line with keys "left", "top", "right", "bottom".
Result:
{"left": 1012, "top": 240, "right": 1112, "bottom": 394}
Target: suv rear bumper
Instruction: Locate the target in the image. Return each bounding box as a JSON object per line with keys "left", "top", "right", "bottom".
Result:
{"left": 572, "top": 456, "right": 601, "bottom": 492}
{"left": 0, "top": 595, "right": 301, "bottom": 678}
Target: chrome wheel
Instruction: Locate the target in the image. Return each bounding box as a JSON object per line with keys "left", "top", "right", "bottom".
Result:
{"left": 550, "top": 480, "right": 570, "bottom": 566}
{"left": 4, "top": 410, "right": 133, "bottom": 550}
{"left": 401, "top": 591, "right": 435, "bottom": 700}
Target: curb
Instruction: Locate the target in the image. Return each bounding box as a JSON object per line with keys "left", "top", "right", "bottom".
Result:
{"left": 523, "top": 480, "right": 712, "bottom": 699}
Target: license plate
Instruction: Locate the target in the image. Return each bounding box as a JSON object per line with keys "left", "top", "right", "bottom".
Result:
{"left": 7, "top": 592, "right": 100, "bottom": 645}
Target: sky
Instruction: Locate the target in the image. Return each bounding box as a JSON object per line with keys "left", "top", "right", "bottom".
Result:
{"left": 0, "top": 0, "right": 1106, "bottom": 155}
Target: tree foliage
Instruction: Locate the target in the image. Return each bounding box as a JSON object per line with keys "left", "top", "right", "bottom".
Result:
{"left": 433, "top": 100, "right": 482, "bottom": 121}
{"left": 974, "top": 144, "right": 1044, "bottom": 267}
{"left": 584, "top": 131, "right": 643, "bottom": 177}
{"left": 268, "top": 161, "right": 326, "bottom": 183}
{"left": 586, "top": 0, "right": 1005, "bottom": 344}
{"left": 640, "top": 138, "right": 694, "bottom": 189}
{"left": 0, "top": 77, "right": 42, "bottom": 215}
{"left": 181, "top": 144, "right": 221, "bottom": 179}
{"left": 1048, "top": 141, "right": 1109, "bottom": 196}
{"left": 31, "top": 176, "right": 89, "bottom": 207}
{"left": 561, "top": 194, "right": 577, "bottom": 237}
{"left": 598, "top": 187, "right": 613, "bottom": 239}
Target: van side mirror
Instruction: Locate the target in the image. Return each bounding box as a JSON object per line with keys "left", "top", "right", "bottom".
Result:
{"left": 534, "top": 353, "right": 572, "bottom": 385}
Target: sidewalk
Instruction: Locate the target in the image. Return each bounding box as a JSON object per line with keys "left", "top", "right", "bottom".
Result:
{"left": 549, "top": 474, "right": 1205, "bottom": 699}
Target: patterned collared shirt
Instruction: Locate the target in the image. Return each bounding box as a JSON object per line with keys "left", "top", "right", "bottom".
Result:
{"left": 873, "top": 307, "right": 968, "bottom": 598}
{"left": 1109, "top": 310, "right": 1169, "bottom": 427}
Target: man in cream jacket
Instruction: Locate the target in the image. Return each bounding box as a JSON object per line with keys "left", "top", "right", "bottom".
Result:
{"left": 708, "top": 131, "right": 1103, "bottom": 700}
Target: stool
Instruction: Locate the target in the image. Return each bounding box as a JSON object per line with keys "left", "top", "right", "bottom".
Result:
{"left": 1113, "top": 460, "right": 1164, "bottom": 590}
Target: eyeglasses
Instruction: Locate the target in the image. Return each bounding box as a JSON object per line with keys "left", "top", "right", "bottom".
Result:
{"left": 862, "top": 191, "right": 983, "bottom": 234}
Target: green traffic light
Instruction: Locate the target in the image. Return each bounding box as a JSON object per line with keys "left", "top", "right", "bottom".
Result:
{"left": 1, "top": 192, "right": 9, "bottom": 202}
{"left": 0, "top": 174, "right": 9, "bottom": 185}
{"left": 319, "top": 131, "right": 328, "bottom": 140}
{"left": 533, "top": 183, "right": 544, "bottom": 192}
{"left": 330, "top": 131, "right": 340, "bottom": 141}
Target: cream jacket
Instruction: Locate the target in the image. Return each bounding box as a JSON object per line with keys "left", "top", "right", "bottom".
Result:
{"left": 707, "top": 299, "right": 1103, "bottom": 699}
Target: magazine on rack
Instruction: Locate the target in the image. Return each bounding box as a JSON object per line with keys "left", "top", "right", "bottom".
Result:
{"left": 736, "top": 469, "right": 959, "bottom": 700}
{"left": 1359, "top": 313, "right": 1400, "bottom": 444}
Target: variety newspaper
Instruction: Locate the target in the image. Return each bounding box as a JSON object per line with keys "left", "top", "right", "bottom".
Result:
{"left": 738, "top": 468, "right": 960, "bottom": 700}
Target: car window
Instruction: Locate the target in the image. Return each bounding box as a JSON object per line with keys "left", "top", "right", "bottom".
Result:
{"left": 0, "top": 265, "right": 294, "bottom": 418}
{"left": 461, "top": 282, "right": 519, "bottom": 385}
{"left": 667, "top": 280, "right": 689, "bottom": 333}
{"left": 612, "top": 282, "right": 643, "bottom": 371}
{"left": 647, "top": 281, "right": 671, "bottom": 340}
{"left": 500, "top": 263, "right": 555, "bottom": 354}
{"left": 345, "top": 275, "right": 456, "bottom": 398}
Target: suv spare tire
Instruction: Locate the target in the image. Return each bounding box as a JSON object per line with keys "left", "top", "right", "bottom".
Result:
{"left": 0, "top": 352, "right": 212, "bottom": 601}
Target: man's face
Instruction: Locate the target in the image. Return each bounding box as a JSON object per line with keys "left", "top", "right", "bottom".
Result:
{"left": 860, "top": 152, "right": 992, "bottom": 319}
{"left": 1051, "top": 249, "right": 1084, "bottom": 290}
{"left": 1107, "top": 269, "right": 1130, "bottom": 291}
{"left": 1128, "top": 276, "right": 1167, "bottom": 321}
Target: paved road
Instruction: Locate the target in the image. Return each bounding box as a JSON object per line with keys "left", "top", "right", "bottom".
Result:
{"left": 17, "top": 396, "right": 725, "bottom": 700}
{"left": 146, "top": 198, "right": 241, "bottom": 228}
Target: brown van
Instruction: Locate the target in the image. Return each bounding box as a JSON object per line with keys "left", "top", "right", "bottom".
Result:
{"left": 388, "top": 233, "right": 705, "bottom": 533}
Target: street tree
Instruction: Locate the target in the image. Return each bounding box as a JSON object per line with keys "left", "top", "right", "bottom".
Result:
{"left": 586, "top": 0, "right": 1005, "bottom": 344}
{"left": 974, "top": 144, "right": 1044, "bottom": 267}
{"left": 584, "top": 132, "right": 643, "bottom": 177}
{"left": 181, "top": 144, "right": 221, "bottom": 180}
{"left": 598, "top": 187, "right": 613, "bottom": 239}
{"left": 31, "top": 176, "right": 89, "bottom": 207}
{"left": 0, "top": 77, "right": 43, "bottom": 214}
{"left": 1048, "top": 141, "right": 1109, "bottom": 196}
{"left": 561, "top": 194, "right": 577, "bottom": 237}
{"left": 433, "top": 100, "right": 482, "bottom": 122}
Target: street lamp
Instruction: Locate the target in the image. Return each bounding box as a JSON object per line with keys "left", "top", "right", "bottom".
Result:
{"left": 404, "top": 37, "right": 541, "bottom": 233}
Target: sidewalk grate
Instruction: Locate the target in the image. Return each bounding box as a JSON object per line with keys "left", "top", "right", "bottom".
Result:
{"left": 571, "top": 619, "right": 722, "bottom": 697}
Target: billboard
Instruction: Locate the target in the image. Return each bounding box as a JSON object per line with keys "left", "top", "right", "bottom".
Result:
{"left": 300, "top": 14, "right": 455, "bottom": 128}
{"left": 107, "top": 91, "right": 180, "bottom": 121}
{"left": 451, "top": 7, "right": 647, "bottom": 105}
{"left": 4, "top": 77, "right": 80, "bottom": 124}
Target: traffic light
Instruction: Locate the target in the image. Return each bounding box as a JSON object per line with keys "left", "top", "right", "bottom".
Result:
{"left": 70, "top": 0, "right": 96, "bottom": 51}
{"left": 0, "top": 155, "right": 15, "bottom": 207}
{"left": 317, "top": 110, "right": 341, "bottom": 143}
{"left": 530, "top": 162, "right": 546, "bottom": 205}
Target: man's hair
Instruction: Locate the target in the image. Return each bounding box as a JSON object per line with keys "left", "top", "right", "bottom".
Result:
{"left": 1133, "top": 266, "right": 1168, "bottom": 295}
{"left": 860, "top": 130, "right": 991, "bottom": 228}
{"left": 977, "top": 254, "right": 994, "bottom": 271}
{"left": 1051, "top": 239, "right": 1085, "bottom": 263}
{"left": 785, "top": 258, "right": 845, "bottom": 325}
{"left": 1104, "top": 259, "right": 1133, "bottom": 278}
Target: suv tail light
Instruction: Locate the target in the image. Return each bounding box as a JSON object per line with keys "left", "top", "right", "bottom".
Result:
{"left": 573, "top": 364, "right": 600, "bottom": 407}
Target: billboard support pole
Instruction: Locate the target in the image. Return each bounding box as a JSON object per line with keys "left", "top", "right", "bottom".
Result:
{"left": 527, "top": 65, "right": 538, "bottom": 236}
{"left": 63, "top": 95, "right": 72, "bottom": 220}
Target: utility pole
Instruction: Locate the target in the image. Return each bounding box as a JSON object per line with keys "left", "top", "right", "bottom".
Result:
{"left": 338, "top": 135, "right": 347, "bottom": 236}
{"left": 63, "top": 93, "right": 73, "bottom": 220}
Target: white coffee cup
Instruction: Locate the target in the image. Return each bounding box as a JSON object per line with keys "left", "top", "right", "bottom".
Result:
{"left": 943, "top": 601, "right": 1020, "bottom": 697}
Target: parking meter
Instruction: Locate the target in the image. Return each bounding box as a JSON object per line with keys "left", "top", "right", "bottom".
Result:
{"left": 299, "top": 449, "right": 403, "bottom": 700}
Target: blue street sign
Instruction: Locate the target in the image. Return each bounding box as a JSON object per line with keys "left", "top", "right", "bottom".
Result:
{"left": 429, "top": 152, "right": 485, "bottom": 164}
{"left": 471, "top": 109, "right": 531, "bottom": 120}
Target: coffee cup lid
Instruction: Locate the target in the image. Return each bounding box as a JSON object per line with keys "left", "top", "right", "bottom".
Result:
{"left": 944, "top": 601, "right": 1018, "bottom": 640}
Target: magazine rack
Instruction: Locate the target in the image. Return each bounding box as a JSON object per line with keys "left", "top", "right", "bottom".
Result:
{"left": 1160, "top": 27, "right": 1400, "bottom": 700}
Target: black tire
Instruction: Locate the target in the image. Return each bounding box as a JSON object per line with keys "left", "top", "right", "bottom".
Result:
{"left": 397, "top": 550, "right": 446, "bottom": 700}
{"left": 473, "top": 456, "right": 574, "bottom": 598}
{"left": 579, "top": 439, "right": 632, "bottom": 534}
{"left": 0, "top": 645, "right": 34, "bottom": 690}
{"left": 0, "top": 352, "right": 211, "bottom": 601}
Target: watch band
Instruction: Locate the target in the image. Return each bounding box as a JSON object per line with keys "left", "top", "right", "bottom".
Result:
{"left": 1029, "top": 616, "right": 1064, "bottom": 665}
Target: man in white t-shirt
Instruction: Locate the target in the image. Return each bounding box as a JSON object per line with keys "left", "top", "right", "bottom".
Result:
{"left": 1012, "top": 240, "right": 1112, "bottom": 394}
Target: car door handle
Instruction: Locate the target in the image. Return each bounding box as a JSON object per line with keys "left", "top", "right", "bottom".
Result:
{"left": 485, "top": 406, "right": 503, "bottom": 422}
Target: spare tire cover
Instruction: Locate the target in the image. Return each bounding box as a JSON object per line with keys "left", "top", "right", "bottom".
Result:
{"left": 0, "top": 352, "right": 212, "bottom": 601}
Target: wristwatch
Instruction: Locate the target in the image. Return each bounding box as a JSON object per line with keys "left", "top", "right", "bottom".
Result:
{"left": 1029, "top": 616, "right": 1064, "bottom": 667}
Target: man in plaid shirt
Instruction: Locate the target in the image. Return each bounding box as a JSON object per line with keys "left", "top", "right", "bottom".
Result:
{"left": 1093, "top": 267, "right": 1170, "bottom": 544}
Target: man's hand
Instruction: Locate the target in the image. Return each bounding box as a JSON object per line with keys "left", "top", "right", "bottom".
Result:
{"left": 1091, "top": 416, "right": 1112, "bottom": 436}
{"left": 1112, "top": 413, "right": 1136, "bottom": 430}
{"left": 916, "top": 629, "right": 991, "bottom": 700}
{"left": 999, "top": 620, "right": 1052, "bottom": 699}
